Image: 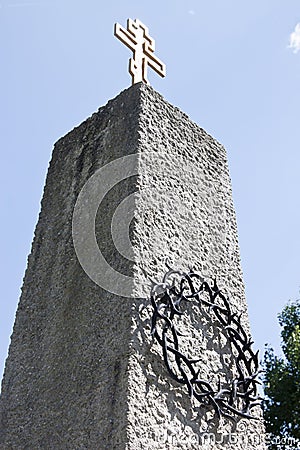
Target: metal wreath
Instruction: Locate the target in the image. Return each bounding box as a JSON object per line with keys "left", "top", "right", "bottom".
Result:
{"left": 150, "top": 269, "right": 262, "bottom": 420}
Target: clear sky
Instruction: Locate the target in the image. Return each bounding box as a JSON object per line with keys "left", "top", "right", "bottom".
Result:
{"left": 1, "top": 0, "right": 300, "bottom": 384}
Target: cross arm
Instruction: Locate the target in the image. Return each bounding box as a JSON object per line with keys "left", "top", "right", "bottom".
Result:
{"left": 144, "top": 45, "right": 166, "bottom": 78}
{"left": 114, "top": 22, "right": 137, "bottom": 51}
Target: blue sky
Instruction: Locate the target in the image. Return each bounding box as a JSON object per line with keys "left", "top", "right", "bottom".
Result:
{"left": 1, "top": 0, "right": 300, "bottom": 384}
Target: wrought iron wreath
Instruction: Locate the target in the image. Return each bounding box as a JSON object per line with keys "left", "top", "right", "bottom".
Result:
{"left": 150, "top": 268, "right": 262, "bottom": 420}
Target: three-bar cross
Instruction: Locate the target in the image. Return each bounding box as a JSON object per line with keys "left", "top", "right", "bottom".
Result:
{"left": 114, "top": 18, "right": 166, "bottom": 85}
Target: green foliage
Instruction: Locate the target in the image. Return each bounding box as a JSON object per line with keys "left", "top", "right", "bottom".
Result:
{"left": 263, "top": 299, "right": 300, "bottom": 448}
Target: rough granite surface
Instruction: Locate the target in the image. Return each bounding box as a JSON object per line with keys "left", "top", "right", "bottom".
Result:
{"left": 0, "top": 83, "right": 266, "bottom": 449}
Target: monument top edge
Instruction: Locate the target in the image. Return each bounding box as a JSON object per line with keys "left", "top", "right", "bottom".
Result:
{"left": 54, "top": 82, "right": 225, "bottom": 154}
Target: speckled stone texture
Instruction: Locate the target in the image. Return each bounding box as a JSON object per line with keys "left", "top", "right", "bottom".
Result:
{"left": 0, "top": 83, "right": 266, "bottom": 449}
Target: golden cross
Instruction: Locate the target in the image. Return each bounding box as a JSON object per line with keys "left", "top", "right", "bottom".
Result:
{"left": 114, "top": 18, "right": 166, "bottom": 85}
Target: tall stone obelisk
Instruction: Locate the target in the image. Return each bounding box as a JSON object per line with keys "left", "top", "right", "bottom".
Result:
{"left": 0, "top": 83, "right": 266, "bottom": 449}
{"left": 0, "top": 19, "right": 266, "bottom": 450}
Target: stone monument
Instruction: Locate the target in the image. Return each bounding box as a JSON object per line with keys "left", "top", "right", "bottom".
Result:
{"left": 0, "top": 19, "right": 266, "bottom": 449}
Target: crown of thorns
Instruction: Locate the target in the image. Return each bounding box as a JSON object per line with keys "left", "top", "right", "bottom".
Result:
{"left": 150, "top": 269, "right": 262, "bottom": 421}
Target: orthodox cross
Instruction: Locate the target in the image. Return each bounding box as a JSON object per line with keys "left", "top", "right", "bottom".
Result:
{"left": 114, "top": 18, "right": 166, "bottom": 85}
